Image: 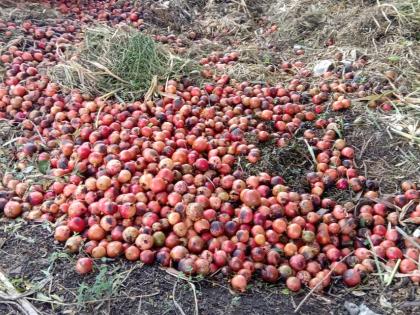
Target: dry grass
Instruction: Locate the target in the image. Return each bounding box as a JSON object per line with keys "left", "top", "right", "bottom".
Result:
{"left": 221, "top": 62, "right": 278, "bottom": 84}
{"left": 50, "top": 25, "right": 197, "bottom": 101}
{"left": 189, "top": 0, "right": 262, "bottom": 42}
{"left": 198, "top": 4, "right": 252, "bottom": 39}
{"left": 0, "top": 1, "right": 419, "bottom": 314}
{"left": 267, "top": 0, "right": 420, "bottom": 89}
{"left": 262, "top": 0, "right": 420, "bottom": 185}
{"left": 0, "top": 0, "right": 60, "bottom": 23}
{"left": 344, "top": 97, "right": 420, "bottom": 193}
{"left": 142, "top": 0, "right": 206, "bottom": 31}
{"left": 212, "top": 45, "right": 285, "bottom": 84}
{"left": 269, "top": 0, "right": 419, "bottom": 48}
{"left": 383, "top": 95, "right": 420, "bottom": 144}
{"left": 143, "top": 0, "right": 264, "bottom": 37}
{"left": 0, "top": 120, "right": 21, "bottom": 180}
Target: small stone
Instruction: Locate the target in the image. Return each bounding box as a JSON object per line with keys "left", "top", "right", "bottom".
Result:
{"left": 359, "top": 304, "right": 379, "bottom": 315}
{"left": 314, "top": 60, "right": 333, "bottom": 76}
{"left": 344, "top": 301, "right": 359, "bottom": 315}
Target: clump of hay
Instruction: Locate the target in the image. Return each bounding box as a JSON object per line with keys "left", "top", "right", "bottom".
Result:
{"left": 50, "top": 25, "right": 197, "bottom": 101}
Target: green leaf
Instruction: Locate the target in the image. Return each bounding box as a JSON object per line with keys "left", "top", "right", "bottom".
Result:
{"left": 387, "top": 56, "right": 400, "bottom": 62}
{"left": 38, "top": 160, "right": 50, "bottom": 174}
{"left": 50, "top": 294, "right": 64, "bottom": 302}
{"left": 36, "top": 292, "right": 54, "bottom": 302}
{"left": 281, "top": 288, "right": 290, "bottom": 295}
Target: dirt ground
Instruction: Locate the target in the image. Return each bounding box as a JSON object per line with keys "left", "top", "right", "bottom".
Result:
{"left": 0, "top": 0, "right": 419, "bottom": 314}
{"left": 0, "top": 220, "right": 419, "bottom": 315}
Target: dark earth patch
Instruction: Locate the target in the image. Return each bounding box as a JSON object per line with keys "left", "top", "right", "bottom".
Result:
{"left": 0, "top": 221, "right": 418, "bottom": 315}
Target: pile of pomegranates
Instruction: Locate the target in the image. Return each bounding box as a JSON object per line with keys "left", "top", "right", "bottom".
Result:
{"left": 0, "top": 0, "right": 419, "bottom": 293}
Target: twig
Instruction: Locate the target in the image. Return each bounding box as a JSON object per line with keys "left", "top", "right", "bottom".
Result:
{"left": 2, "top": 137, "right": 20, "bottom": 147}
{"left": 26, "top": 120, "right": 46, "bottom": 145}
{"left": 303, "top": 139, "right": 317, "bottom": 166}
{"left": 0, "top": 278, "right": 49, "bottom": 301}
{"left": 385, "top": 259, "right": 401, "bottom": 286}
{"left": 399, "top": 200, "right": 415, "bottom": 225}
{"left": 0, "top": 300, "right": 28, "bottom": 315}
{"left": 204, "top": 175, "right": 216, "bottom": 189}
{"left": 164, "top": 268, "right": 199, "bottom": 315}
{"left": 367, "top": 235, "right": 385, "bottom": 283}
{"left": 25, "top": 292, "right": 159, "bottom": 306}
{"left": 189, "top": 281, "right": 199, "bottom": 315}
{"left": 172, "top": 280, "right": 186, "bottom": 315}
{"left": 399, "top": 301, "right": 420, "bottom": 308}
{"left": 294, "top": 251, "right": 354, "bottom": 313}
{"left": 390, "top": 127, "right": 420, "bottom": 143}
{"left": 94, "top": 102, "right": 107, "bottom": 129}
{"left": 396, "top": 226, "right": 420, "bottom": 251}
{"left": 86, "top": 60, "right": 130, "bottom": 84}
{"left": 357, "top": 135, "right": 374, "bottom": 159}
{"left": 0, "top": 269, "right": 40, "bottom": 315}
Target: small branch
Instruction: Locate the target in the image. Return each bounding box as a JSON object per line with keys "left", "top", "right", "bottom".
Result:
{"left": 0, "top": 269, "right": 40, "bottom": 315}
{"left": 172, "top": 280, "right": 186, "bottom": 315}
{"left": 385, "top": 259, "right": 401, "bottom": 286}
{"left": 86, "top": 60, "right": 130, "bottom": 84}
{"left": 303, "top": 139, "right": 317, "bottom": 166}
{"left": 294, "top": 251, "right": 354, "bottom": 313}
{"left": 25, "top": 292, "right": 159, "bottom": 306}
{"left": 390, "top": 127, "right": 420, "bottom": 143}
{"left": 164, "top": 268, "right": 199, "bottom": 315}
{"left": 94, "top": 103, "right": 107, "bottom": 129}
{"left": 367, "top": 235, "right": 384, "bottom": 284}
{"left": 396, "top": 227, "right": 420, "bottom": 251}
{"left": 399, "top": 301, "right": 420, "bottom": 308}
{"left": 26, "top": 120, "right": 46, "bottom": 145}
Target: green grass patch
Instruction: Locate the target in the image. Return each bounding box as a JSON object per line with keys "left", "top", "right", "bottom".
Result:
{"left": 50, "top": 25, "right": 198, "bottom": 102}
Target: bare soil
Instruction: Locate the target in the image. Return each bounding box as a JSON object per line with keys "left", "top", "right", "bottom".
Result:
{"left": 0, "top": 221, "right": 419, "bottom": 315}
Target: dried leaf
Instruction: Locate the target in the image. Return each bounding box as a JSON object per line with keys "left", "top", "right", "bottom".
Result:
{"left": 379, "top": 295, "right": 393, "bottom": 309}
{"left": 351, "top": 290, "right": 366, "bottom": 297}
